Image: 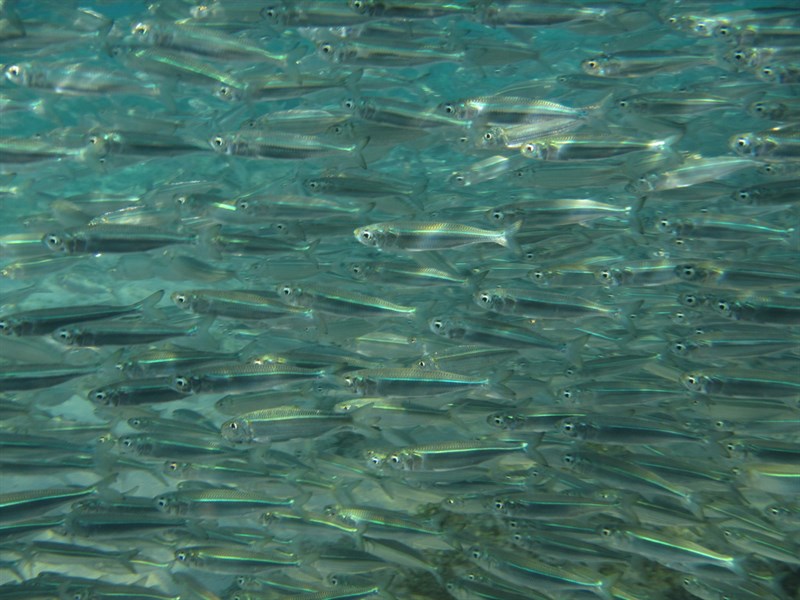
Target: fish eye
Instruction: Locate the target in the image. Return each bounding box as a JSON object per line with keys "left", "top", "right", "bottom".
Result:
{"left": 493, "top": 499, "right": 505, "bottom": 510}
{"left": 361, "top": 230, "right": 372, "bottom": 240}
{"left": 281, "top": 286, "right": 292, "bottom": 295}
{"left": 320, "top": 43, "right": 334, "bottom": 54}
{"left": 531, "top": 270, "right": 544, "bottom": 281}
{"left": 174, "top": 376, "right": 190, "bottom": 390}
{"left": 370, "top": 455, "right": 381, "bottom": 465}
{"left": 93, "top": 390, "right": 107, "bottom": 402}
{"left": 563, "top": 453, "right": 575, "bottom": 465}
{"left": 735, "top": 137, "right": 748, "bottom": 148}
{"left": 228, "top": 421, "right": 238, "bottom": 430}
{"left": 432, "top": 319, "right": 443, "bottom": 330}
{"left": 157, "top": 496, "right": 168, "bottom": 508}
{"left": 176, "top": 551, "right": 187, "bottom": 561}
{"left": 389, "top": 454, "right": 401, "bottom": 464}
{"left": 443, "top": 103, "right": 455, "bottom": 114}
{"left": 761, "top": 66, "right": 774, "bottom": 78}
{"left": 121, "top": 437, "right": 134, "bottom": 448}
{"left": 167, "top": 462, "right": 179, "bottom": 471}
{"left": 682, "top": 294, "right": 698, "bottom": 307}
{"left": 731, "top": 50, "right": 746, "bottom": 62}
{"left": 342, "top": 98, "right": 355, "bottom": 110}
{"left": 694, "top": 22, "right": 707, "bottom": 33}
{"left": 478, "top": 293, "right": 491, "bottom": 304}
{"left": 585, "top": 60, "right": 598, "bottom": 70}
{"left": 736, "top": 190, "right": 750, "bottom": 201}
{"left": 491, "top": 210, "right": 504, "bottom": 221}
{"left": 667, "top": 16, "right": 678, "bottom": 25}
{"left": 483, "top": 131, "right": 493, "bottom": 141}
{"left": 601, "top": 527, "right": 612, "bottom": 537}
{"left": 717, "top": 25, "right": 731, "bottom": 36}
{"left": 470, "top": 548, "right": 481, "bottom": 559}
{"left": 57, "top": 329, "right": 71, "bottom": 340}
{"left": 522, "top": 143, "right": 535, "bottom": 154}
{"left": 491, "top": 414, "right": 504, "bottom": 426}
{"left": 6, "top": 64, "right": 21, "bottom": 77}
{"left": 680, "top": 265, "right": 696, "bottom": 278}
{"left": 673, "top": 342, "right": 687, "bottom": 354}
{"left": 174, "top": 294, "right": 187, "bottom": 304}
{"left": 133, "top": 22, "right": 149, "bottom": 35}
{"left": 212, "top": 136, "right": 224, "bottom": 147}
{"left": 617, "top": 99, "right": 628, "bottom": 109}
{"left": 598, "top": 269, "right": 612, "bottom": 281}
{"left": 45, "top": 234, "right": 62, "bottom": 247}
{"left": 560, "top": 389, "right": 573, "bottom": 400}
{"left": 237, "top": 200, "right": 249, "bottom": 210}
{"left": 561, "top": 420, "right": 575, "bottom": 433}
{"left": 306, "top": 180, "right": 319, "bottom": 189}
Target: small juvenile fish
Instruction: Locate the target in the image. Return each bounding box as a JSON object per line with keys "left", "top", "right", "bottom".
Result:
{"left": 354, "top": 220, "right": 522, "bottom": 253}
{"left": 0, "top": 290, "right": 163, "bottom": 336}
{"left": 43, "top": 225, "right": 196, "bottom": 254}
{"left": 221, "top": 406, "right": 365, "bottom": 444}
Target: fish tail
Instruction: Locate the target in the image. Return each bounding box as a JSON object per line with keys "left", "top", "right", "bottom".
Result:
{"left": 500, "top": 219, "right": 523, "bottom": 255}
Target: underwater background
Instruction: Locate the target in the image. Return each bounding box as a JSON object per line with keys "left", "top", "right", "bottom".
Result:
{"left": 0, "top": 1, "right": 799, "bottom": 598}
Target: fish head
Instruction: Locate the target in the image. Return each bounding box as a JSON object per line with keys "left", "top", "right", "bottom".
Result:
{"left": 163, "top": 461, "right": 190, "bottom": 478}
{"left": 53, "top": 327, "right": 79, "bottom": 345}
{"left": 353, "top": 225, "right": 383, "bottom": 248}
{"left": 42, "top": 232, "right": 69, "bottom": 253}
{"left": 365, "top": 449, "right": 387, "bottom": 469}
{"left": 88, "top": 387, "right": 116, "bottom": 406}
{"left": 428, "top": 316, "right": 458, "bottom": 338}
{"left": 668, "top": 339, "right": 693, "bottom": 358}
{"left": 521, "top": 141, "right": 548, "bottom": 160}
{"left": 680, "top": 372, "right": 709, "bottom": 394}
{"left": 174, "top": 548, "right": 199, "bottom": 565}
{"left": 730, "top": 133, "right": 759, "bottom": 157}
{"left": 171, "top": 291, "right": 194, "bottom": 310}
{"left": 221, "top": 417, "right": 253, "bottom": 443}
{"left": 276, "top": 283, "right": 304, "bottom": 306}
{"left": 0, "top": 318, "right": 20, "bottom": 336}
{"left": 473, "top": 288, "right": 504, "bottom": 312}
{"left": 172, "top": 374, "right": 197, "bottom": 394}
{"left": 674, "top": 263, "right": 707, "bottom": 283}
{"left": 486, "top": 412, "right": 520, "bottom": 430}
{"left": 3, "top": 63, "right": 29, "bottom": 86}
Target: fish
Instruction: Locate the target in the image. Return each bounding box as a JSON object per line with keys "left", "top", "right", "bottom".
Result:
{"left": 354, "top": 220, "right": 522, "bottom": 253}
{"left": 2, "top": 1, "right": 799, "bottom": 597}
{"left": 0, "top": 289, "right": 163, "bottom": 336}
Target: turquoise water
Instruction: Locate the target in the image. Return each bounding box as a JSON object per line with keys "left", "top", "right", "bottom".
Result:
{"left": 1, "top": 1, "right": 799, "bottom": 598}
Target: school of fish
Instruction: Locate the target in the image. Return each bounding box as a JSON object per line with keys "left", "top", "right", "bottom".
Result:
{"left": 0, "top": 0, "right": 799, "bottom": 598}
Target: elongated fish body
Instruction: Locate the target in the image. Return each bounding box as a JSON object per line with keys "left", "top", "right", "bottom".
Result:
{"left": 43, "top": 226, "right": 196, "bottom": 254}
{"left": 0, "top": 290, "right": 163, "bottom": 336}
{"left": 354, "top": 220, "right": 522, "bottom": 252}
